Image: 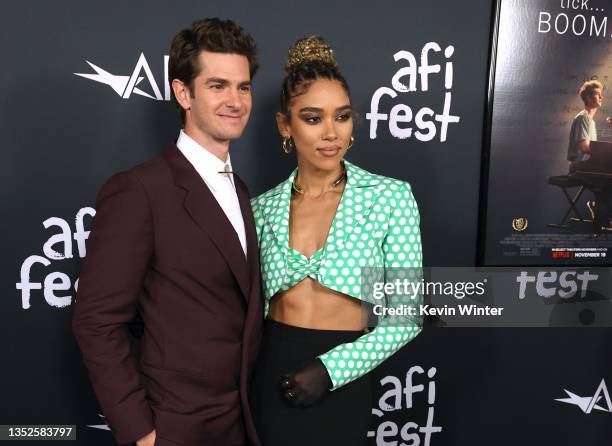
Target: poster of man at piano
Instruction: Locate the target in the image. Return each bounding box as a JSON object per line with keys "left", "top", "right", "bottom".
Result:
{"left": 480, "top": 0, "right": 612, "bottom": 266}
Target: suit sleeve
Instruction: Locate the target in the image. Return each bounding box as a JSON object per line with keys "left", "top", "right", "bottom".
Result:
{"left": 318, "top": 182, "right": 423, "bottom": 390}
{"left": 72, "top": 171, "right": 155, "bottom": 444}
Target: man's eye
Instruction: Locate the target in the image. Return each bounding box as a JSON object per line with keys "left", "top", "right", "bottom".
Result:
{"left": 211, "top": 84, "right": 223, "bottom": 90}
{"left": 240, "top": 85, "right": 251, "bottom": 93}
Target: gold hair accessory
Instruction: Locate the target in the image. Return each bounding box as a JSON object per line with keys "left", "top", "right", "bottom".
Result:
{"left": 282, "top": 137, "right": 293, "bottom": 154}
{"left": 292, "top": 162, "right": 347, "bottom": 195}
{"left": 285, "top": 36, "right": 337, "bottom": 72}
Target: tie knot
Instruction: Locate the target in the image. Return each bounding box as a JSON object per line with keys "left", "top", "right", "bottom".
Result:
{"left": 219, "top": 164, "right": 233, "bottom": 176}
{"left": 218, "top": 164, "right": 235, "bottom": 189}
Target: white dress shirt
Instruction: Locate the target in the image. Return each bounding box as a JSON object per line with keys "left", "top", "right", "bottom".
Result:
{"left": 176, "top": 130, "right": 247, "bottom": 257}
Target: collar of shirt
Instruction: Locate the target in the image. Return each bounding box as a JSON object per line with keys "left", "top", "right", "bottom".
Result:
{"left": 176, "top": 130, "right": 235, "bottom": 191}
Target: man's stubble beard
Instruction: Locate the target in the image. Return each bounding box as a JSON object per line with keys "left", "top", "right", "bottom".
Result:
{"left": 211, "top": 127, "right": 246, "bottom": 143}
{"left": 194, "top": 118, "right": 247, "bottom": 144}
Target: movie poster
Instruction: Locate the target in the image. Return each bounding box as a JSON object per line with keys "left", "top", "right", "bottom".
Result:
{"left": 481, "top": 0, "right": 612, "bottom": 265}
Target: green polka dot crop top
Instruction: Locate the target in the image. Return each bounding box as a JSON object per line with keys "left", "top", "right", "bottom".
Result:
{"left": 251, "top": 161, "right": 423, "bottom": 390}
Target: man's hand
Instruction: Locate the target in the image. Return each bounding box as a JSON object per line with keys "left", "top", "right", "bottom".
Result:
{"left": 136, "top": 429, "right": 156, "bottom": 446}
{"left": 280, "top": 359, "right": 332, "bottom": 407}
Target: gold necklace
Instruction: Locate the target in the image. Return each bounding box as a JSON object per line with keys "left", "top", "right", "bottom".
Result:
{"left": 292, "top": 163, "right": 347, "bottom": 195}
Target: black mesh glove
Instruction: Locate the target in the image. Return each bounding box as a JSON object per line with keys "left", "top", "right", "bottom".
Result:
{"left": 280, "top": 358, "right": 332, "bottom": 406}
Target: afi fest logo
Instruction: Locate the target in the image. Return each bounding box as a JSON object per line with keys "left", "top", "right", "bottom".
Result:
{"left": 368, "top": 366, "right": 442, "bottom": 445}
{"left": 87, "top": 414, "right": 110, "bottom": 432}
{"left": 555, "top": 379, "right": 612, "bottom": 414}
{"left": 516, "top": 270, "right": 598, "bottom": 299}
{"left": 16, "top": 208, "right": 95, "bottom": 309}
{"left": 367, "top": 42, "right": 460, "bottom": 143}
{"left": 75, "top": 53, "right": 171, "bottom": 101}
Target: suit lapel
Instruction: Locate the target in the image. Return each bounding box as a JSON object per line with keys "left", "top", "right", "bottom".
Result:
{"left": 234, "top": 174, "right": 259, "bottom": 301}
{"left": 164, "top": 145, "right": 250, "bottom": 300}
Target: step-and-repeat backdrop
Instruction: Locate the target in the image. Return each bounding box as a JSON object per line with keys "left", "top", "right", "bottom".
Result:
{"left": 2, "top": 0, "right": 612, "bottom": 444}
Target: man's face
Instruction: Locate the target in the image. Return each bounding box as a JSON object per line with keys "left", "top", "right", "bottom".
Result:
{"left": 183, "top": 51, "right": 252, "bottom": 146}
{"left": 587, "top": 87, "right": 603, "bottom": 109}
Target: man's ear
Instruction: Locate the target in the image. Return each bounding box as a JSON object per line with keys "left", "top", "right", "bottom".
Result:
{"left": 172, "top": 79, "right": 191, "bottom": 112}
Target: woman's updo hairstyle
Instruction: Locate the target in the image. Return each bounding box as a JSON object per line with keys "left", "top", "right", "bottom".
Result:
{"left": 280, "top": 36, "right": 350, "bottom": 117}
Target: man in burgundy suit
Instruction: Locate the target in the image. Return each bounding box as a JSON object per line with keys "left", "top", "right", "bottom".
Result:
{"left": 72, "top": 18, "right": 262, "bottom": 446}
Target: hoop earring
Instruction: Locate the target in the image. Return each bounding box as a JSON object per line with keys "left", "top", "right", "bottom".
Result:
{"left": 347, "top": 136, "right": 354, "bottom": 150}
{"left": 282, "top": 137, "right": 293, "bottom": 154}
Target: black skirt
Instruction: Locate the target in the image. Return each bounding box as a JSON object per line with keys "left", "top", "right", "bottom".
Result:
{"left": 251, "top": 319, "right": 372, "bottom": 446}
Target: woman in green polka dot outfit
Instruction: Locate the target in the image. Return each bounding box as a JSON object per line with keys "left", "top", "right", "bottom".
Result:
{"left": 250, "top": 36, "right": 423, "bottom": 446}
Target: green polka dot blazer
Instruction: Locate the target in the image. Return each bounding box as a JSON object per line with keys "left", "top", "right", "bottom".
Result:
{"left": 251, "top": 160, "right": 423, "bottom": 390}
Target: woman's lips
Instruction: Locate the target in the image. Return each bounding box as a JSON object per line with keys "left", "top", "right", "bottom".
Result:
{"left": 317, "top": 147, "right": 340, "bottom": 157}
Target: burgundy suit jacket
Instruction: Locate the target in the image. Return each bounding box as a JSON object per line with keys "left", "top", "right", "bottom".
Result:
{"left": 72, "top": 144, "right": 263, "bottom": 446}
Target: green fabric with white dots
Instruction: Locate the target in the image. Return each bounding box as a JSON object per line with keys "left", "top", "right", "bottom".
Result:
{"left": 251, "top": 160, "right": 423, "bottom": 390}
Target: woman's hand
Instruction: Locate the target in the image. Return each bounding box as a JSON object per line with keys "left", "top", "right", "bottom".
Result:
{"left": 280, "top": 359, "right": 332, "bottom": 406}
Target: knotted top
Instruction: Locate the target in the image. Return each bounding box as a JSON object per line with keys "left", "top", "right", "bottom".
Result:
{"left": 282, "top": 246, "right": 324, "bottom": 288}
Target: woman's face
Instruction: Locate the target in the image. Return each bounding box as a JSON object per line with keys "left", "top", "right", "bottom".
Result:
{"left": 278, "top": 78, "right": 353, "bottom": 171}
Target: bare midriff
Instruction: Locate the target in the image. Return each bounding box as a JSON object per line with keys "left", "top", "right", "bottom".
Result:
{"left": 268, "top": 279, "right": 367, "bottom": 330}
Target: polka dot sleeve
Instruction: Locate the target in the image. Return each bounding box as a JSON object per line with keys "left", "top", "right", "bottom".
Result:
{"left": 317, "top": 182, "right": 423, "bottom": 390}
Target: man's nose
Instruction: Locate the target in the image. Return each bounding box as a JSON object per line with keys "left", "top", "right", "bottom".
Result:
{"left": 225, "top": 88, "right": 242, "bottom": 109}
